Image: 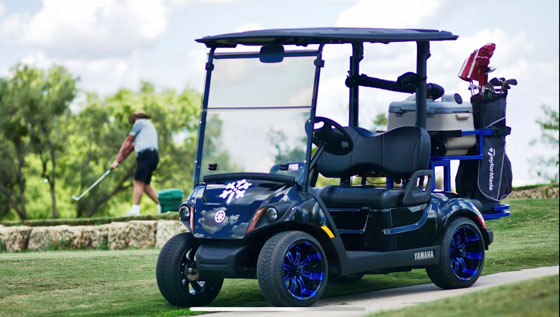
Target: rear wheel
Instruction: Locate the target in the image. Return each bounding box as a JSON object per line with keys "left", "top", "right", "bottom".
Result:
{"left": 156, "top": 232, "right": 223, "bottom": 307}
{"left": 427, "top": 218, "right": 485, "bottom": 289}
{"left": 257, "top": 231, "right": 328, "bottom": 306}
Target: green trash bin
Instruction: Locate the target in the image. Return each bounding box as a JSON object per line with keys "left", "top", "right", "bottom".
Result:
{"left": 158, "top": 189, "right": 184, "bottom": 212}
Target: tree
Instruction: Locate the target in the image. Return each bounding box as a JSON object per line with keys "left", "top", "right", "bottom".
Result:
{"left": 0, "top": 65, "right": 77, "bottom": 220}
{"left": 269, "top": 128, "right": 305, "bottom": 164}
{"left": 0, "top": 66, "right": 44, "bottom": 220}
{"left": 200, "top": 115, "right": 239, "bottom": 174}
{"left": 62, "top": 82, "right": 201, "bottom": 217}
{"left": 371, "top": 113, "right": 388, "bottom": 132}
{"left": 530, "top": 104, "right": 559, "bottom": 183}
{"left": 32, "top": 66, "right": 77, "bottom": 218}
{"left": 0, "top": 136, "right": 16, "bottom": 220}
{"left": 59, "top": 94, "right": 131, "bottom": 218}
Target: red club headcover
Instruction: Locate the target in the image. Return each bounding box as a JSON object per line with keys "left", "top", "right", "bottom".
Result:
{"left": 458, "top": 43, "right": 496, "bottom": 86}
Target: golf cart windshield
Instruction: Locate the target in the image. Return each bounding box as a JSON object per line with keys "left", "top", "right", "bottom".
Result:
{"left": 197, "top": 49, "right": 320, "bottom": 182}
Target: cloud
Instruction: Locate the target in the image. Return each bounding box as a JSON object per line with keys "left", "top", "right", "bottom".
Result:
{"left": 319, "top": 26, "right": 534, "bottom": 108}
{"left": 19, "top": 49, "right": 134, "bottom": 91}
{"left": 163, "top": 0, "right": 240, "bottom": 5}
{"left": 194, "top": 0, "right": 241, "bottom": 3}
{"left": 0, "top": 0, "right": 199, "bottom": 95}
{"left": 329, "top": 0, "right": 557, "bottom": 184}
{"left": 0, "top": 12, "right": 30, "bottom": 42}
{"left": 336, "top": 0, "right": 447, "bottom": 28}
{"left": 235, "top": 23, "right": 262, "bottom": 32}
{"left": 0, "top": 2, "right": 5, "bottom": 16}
{"left": 1, "top": 0, "right": 179, "bottom": 59}
{"left": 212, "top": 58, "right": 250, "bottom": 84}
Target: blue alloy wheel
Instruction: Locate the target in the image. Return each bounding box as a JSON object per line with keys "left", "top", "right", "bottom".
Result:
{"left": 448, "top": 225, "right": 483, "bottom": 281}
{"left": 258, "top": 231, "right": 329, "bottom": 306}
{"left": 426, "top": 217, "right": 485, "bottom": 289}
{"left": 282, "top": 240, "right": 326, "bottom": 300}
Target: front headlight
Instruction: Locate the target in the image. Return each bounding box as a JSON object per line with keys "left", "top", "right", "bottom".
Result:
{"left": 178, "top": 203, "right": 191, "bottom": 220}
{"left": 265, "top": 207, "right": 278, "bottom": 222}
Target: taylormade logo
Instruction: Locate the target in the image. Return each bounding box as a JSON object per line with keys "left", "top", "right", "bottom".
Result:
{"left": 488, "top": 147, "right": 495, "bottom": 191}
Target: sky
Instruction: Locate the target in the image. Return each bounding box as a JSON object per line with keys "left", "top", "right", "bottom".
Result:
{"left": 0, "top": 0, "right": 558, "bottom": 186}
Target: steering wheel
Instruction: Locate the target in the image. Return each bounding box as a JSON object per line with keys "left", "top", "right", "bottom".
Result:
{"left": 312, "top": 117, "right": 354, "bottom": 155}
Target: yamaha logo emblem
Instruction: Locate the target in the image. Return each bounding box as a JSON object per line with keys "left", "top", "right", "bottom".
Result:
{"left": 414, "top": 250, "right": 434, "bottom": 261}
{"left": 214, "top": 210, "right": 226, "bottom": 223}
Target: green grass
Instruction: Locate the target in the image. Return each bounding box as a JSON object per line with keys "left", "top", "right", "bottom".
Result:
{"left": 483, "top": 199, "right": 559, "bottom": 274}
{"left": 371, "top": 274, "right": 559, "bottom": 317}
{"left": 0, "top": 198, "right": 557, "bottom": 316}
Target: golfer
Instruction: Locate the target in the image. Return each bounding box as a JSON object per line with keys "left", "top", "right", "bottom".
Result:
{"left": 112, "top": 110, "right": 159, "bottom": 216}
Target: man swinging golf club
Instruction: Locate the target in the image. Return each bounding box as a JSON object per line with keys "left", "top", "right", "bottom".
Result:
{"left": 112, "top": 110, "right": 159, "bottom": 216}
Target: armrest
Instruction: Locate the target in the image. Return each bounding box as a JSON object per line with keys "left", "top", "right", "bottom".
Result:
{"left": 402, "top": 170, "right": 434, "bottom": 206}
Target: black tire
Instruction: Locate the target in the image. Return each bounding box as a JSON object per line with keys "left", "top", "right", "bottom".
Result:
{"left": 427, "top": 217, "right": 485, "bottom": 289}
{"left": 330, "top": 273, "right": 364, "bottom": 283}
{"left": 257, "top": 231, "right": 328, "bottom": 307}
{"left": 156, "top": 232, "right": 223, "bottom": 307}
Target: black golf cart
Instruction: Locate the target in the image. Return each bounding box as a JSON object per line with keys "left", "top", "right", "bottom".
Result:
{"left": 156, "top": 28, "right": 509, "bottom": 307}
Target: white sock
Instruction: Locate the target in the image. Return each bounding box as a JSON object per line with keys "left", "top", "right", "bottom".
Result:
{"left": 131, "top": 204, "right": 141, "bottom": 213}
{"left": 157, "top": 204, "right": 161, "bottom": 213}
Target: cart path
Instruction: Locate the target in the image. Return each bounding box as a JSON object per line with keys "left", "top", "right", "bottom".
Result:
{"left": 195, "top": 266, "right": 559, "bottom": 317}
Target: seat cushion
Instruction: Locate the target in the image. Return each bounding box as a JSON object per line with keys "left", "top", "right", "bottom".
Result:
{"left": 319, "top": 185, "right": 406, "bottom": 209}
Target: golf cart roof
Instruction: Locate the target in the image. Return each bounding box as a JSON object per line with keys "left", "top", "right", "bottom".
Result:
{"left": 196, "top": 27, "right": 458, "bottom": 48}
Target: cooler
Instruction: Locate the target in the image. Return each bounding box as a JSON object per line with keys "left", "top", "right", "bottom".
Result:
{"left": 388, "top": 94, "right": 476, "bottom": 156}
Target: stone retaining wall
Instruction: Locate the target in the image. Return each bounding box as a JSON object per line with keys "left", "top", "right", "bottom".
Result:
{"left": 507, "top": 185, "right": 559, "bottom": 199}
{"left": 2, "top": 186, "right": 557, "bottom": 253}
{"left": 0, "top": 220, "right": 188, "bottom": 253}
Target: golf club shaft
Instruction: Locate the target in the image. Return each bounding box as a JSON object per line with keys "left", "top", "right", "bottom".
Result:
{"left": 73, "top": 168, "right": 112, "bottom": 201}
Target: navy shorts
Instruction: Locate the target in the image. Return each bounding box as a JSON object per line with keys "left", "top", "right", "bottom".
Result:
{"left": 135, "top": 149, "right": 158, "bottom": 184}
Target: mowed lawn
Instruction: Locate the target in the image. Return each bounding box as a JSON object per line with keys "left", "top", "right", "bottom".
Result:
{"left": 0, "top": 199, "right": 558, "bottom": 316}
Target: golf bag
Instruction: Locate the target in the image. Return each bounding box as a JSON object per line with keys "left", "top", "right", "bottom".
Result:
{"left": 456, "top": 92, "right": 512, "bottom": 212}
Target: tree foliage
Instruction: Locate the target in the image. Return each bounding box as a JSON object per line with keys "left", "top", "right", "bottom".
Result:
{"left": 530, "top": 104, "right": 559, "bottom": 183}
{"left": 34, "top": 66, "right": 77, "bottom": 218}
{"left": 61, "top": 82, "right": 201, "bottom": 218}
{"left": 0, "top": 65, "right": 77, "bottom": 220}
{"left": 371, "top": 112, "right": 388, "bottom": 132}
{"left": 0, "top": 64, "right": 201, "bottom": 221}
{"left": 269, "top": 128, "right": 306, "bottom": 165}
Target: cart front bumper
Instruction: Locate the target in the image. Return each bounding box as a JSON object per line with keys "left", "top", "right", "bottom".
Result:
{"left": 195, "top": 243, "right": 250, "bottom": 279}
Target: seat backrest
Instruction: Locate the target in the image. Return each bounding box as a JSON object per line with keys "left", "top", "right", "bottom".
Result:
{"left": 316, "top": 126, "right": 430, "bottom": 179}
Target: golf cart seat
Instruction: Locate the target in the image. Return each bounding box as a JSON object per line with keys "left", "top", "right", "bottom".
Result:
{"left": 317, "top": 126, "right": 433, "bottom": 208}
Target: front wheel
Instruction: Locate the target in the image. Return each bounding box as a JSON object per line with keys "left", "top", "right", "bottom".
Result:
{"left": 156, "top": 232, "right": 223, "bottom": 307}
{"left": 427, "top": 217, "right": 485, "bottom": 289}
{"left": 257, "top": 231, "right": 328, "bottom": 307}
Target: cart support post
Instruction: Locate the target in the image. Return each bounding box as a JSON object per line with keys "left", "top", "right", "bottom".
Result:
{"left": 415, "top": 41, "right": 430, "bottom": 128}
{"left": 349, "top": 42, "right": 363, "bottom": 127}
{"left": 193, "top": 47, "right": 216, "bottom": 186}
